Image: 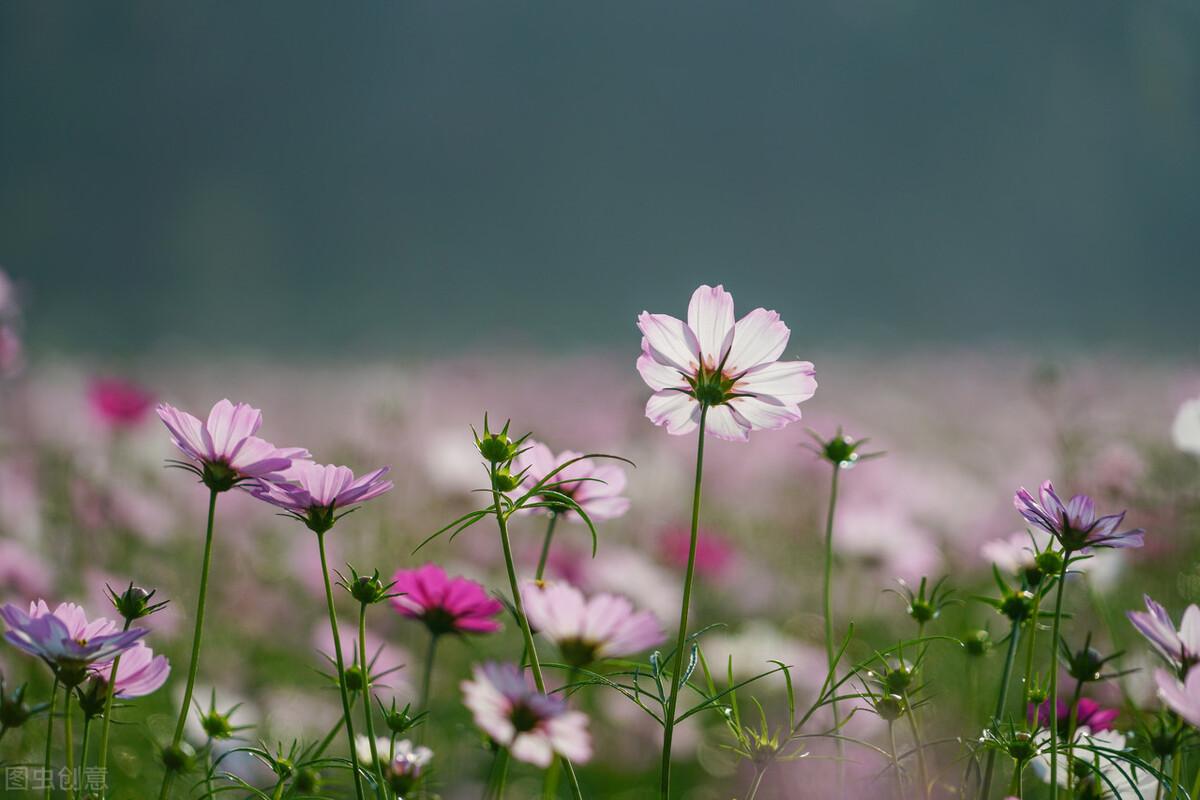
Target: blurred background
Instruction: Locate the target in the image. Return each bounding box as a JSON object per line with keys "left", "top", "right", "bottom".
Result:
{"left": 2, "top": 1, "right": 1199, "bottom": 358}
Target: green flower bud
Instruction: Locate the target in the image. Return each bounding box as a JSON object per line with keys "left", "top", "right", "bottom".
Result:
{"left": 161, "top": 743, "right": 195, "bottom": 773}
{"left": 874, "top": 694, "right": 906, "bottom": 721}
{"left": 999, "top": 589, "right": 1035, "bottom": 623}
{"left": 1035, "top": 550, "right": 1064, "bottom": 576}
{"left": 492, "top": 469, "right": 522, "bottom": 493}
{"left": 963, "top": 629, "right": 992, "bottom": 657}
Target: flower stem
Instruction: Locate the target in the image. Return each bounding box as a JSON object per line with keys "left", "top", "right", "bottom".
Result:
{"left": 1007, "top": 759, "right": 1024, "bottom": 798}
{"left": 420, "top": 633, "right": 439, "bottom": 712}
{"left": 63, "top": 687, "right": 74, "bottom": 795}
{"left": 1170, "top": 750, "right": 1182, "bottom": 800}
{"left": 820, "top": 462, "right": 845, "bottom": 793}
{"left": 535, "top": 512, "right": 559, "bottom": 582}
{"left": 76, "top": 713, "right": 91, "bottom": 800}
{"left": 1065, "top": 679, "right": 1084, "bottom": 797}
{"left": 316, "top": 531, "right": 366, "bottom": 800}
{"left": 159, "top": 487, "right": 219, "bottom": 800}
{"left": 97, "top": 617, "right": 132, "bottom": 784}
{"left": 1188, "top": 754, "right": 1200, "bottom": 800}
{"left": 311, "top": 714, "right": 348, "bottom": 760}
{"left": 44, "top": 679, "right": 57, "bottom": 800}
{"left": 979, "top": 621, "right": 1022, "bottom": 800}
{"left": 486, "top": 747, "right": 512, "bottom": 800}
{"left": 1019, "top": 590, "right": 1044, "bottom": 730}
{"left": 903, "top": 692, "right": 931, "bottom": 800}
{"left": 359, "top": 602, "right": 388, "bottom": 799}
{"left": 888, "top": 721, "right": 904, "bottom": 800}
{"left": 659, "top": 404, "right": 709, "bottom": 800}
{"left": 1047, "top": 562, "right": 1069, "bottom": 800}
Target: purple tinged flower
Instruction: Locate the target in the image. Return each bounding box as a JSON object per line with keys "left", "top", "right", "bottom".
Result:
{"left": 93, "top": 641, "right": 170, "bottom": 698}
{"left": 390, "top": 564, "right": 503, "bottom": 635}
{"left": 1127, "top": 595, "right": 1200, "bottom": 675}
{"left": 1029, "top": 697, "right": 1118, "bottom": 732}
{"left": 252, "top": 461, "right": 392, "bottom": 532}
{"left": 1, "top": 601, "right": 146, "bottom": 679}
{"left": 157, "top": 400, "right": 309, "bottom": 489}
{"left": 636, "top": 284, "right": 817, "bottom": 442}
{"left": 513, "top": 441, "right": 630, "bottom": 522}
{"left": 1156, "top": 668, "right": 1200, "bottom": 727}
{"left": 460, "top": 662, "right": 591, "bottom": 767}
{"left": 522, "top": 581, "right": 665, "bottom": 666}
{"left": 1013, "top": 480, "right": 1144, "bottom": 552}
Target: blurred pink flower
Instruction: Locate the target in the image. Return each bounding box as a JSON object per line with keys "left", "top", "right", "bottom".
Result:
{"left": 636, "top": 284, "right": 816, "bottom": 441}
{"left": 93, "top": 640, "right": 170, "bottom": 697}
{"left": 460, "top": 662, "right": 591, "bottom": 767}
{"left": 0, "top": 539, "right": 52, "bottom": 599}
{"left": 1174, "top": 397, "right": 1200, "bottom": 457}
{"left": 0, "top": 324, "right": 22, "bottom": 378}
{"left": 158, "top": 399, "right": 308, "bottom": 482}
{"left": 523, "top": 581, "right": 664, "bottom": 666}
{"left": 1029, "top": 697, "right": 1118, "bottom": 732}
{"left": 658, "top": 526, "right": 735, "bottom": 580}
{"left": 89, "top": 377, "right": 155, "bottom": 428}
{"left": 390, "top": 563, "right": 503, "bottom": 635}
{"left": 513, "top": 441, "right": 629, "bottom": 522}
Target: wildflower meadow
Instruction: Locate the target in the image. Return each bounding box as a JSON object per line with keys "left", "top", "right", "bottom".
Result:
{"left": 1, "top": 276, "right": 1199, "bottom": 800}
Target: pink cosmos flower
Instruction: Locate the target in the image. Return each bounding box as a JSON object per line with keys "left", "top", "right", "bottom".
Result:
{"left": 513, "top": 441, "right": 630, "bottom": 522}
{"left": 1157, "top": 668, "right": 1200, "bottom": 727}
{"left": 1014, "top": 480, "right": 1144, "bottom": 551}
{"left": 1029, "top": 697, "right": 1118, "bottom": 732}
{"left": 1, "top": 601, "right": 146, "bottom": 674}
{"left": 390, "top": 564, "right": 503, "bottom": 635}
{"left": 460, "top": 662, "right": 591, "bottom": 767}
{"left": 89, "top": 377, "right": 156, "bottom": 428}
{"left": 1127, "top": 595, "right": 1200, "bottom": 674}
{"left": 157, "top": 400, "right": 309, "bottom": 488}
{"left": 658, "top": 526, "right": 735, "bottom": 580}
{"left": 251, "top": 460, "right": 392, "bottom": 532}
{"left": 635, "top": 284, "right": 816, "bottom": 441}
{"left": 93, "top": 641, "right": 170, "bottom": 697}
{"left": 0, "top": 324, "right": 22, "bottom": 378}
{"left": 522, "top": 581, "right": 665, "bottom": 666}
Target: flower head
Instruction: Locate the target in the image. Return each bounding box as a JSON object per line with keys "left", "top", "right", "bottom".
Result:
{"left": 252, "top": 460, "right": 392, "bottom": 533}
{"left": 1157, "top": 668, "right": 1200, "bottom": 727}
{"left": 390, "top": 564, "right": 503, "bottom": 635}
{"left": 636, "top": 284, "right": 816, "bottom": 441}
{"left": 1013, "top": 480, "right": 1144, "bottom": 552}
{"left": 513, "top": 441, "right": 630, "bottom": 522}
{"left": 157, "top": 400, "right": 309, "bottom": 491}
{"left": 460, "top": 662, "right": 591, "bottom": 767}
{"left": 1, "top": 601, "right": 146, "bottom": 684}
{"left": 89, "top": 377, "right": 155, "bottom": 428}
{"left": 92, "top": 641, "right": 170, "bottom": 698}
{"left": 658, "top": 526, "right": 735, "bottom": 580}
{"left": 1128, "top": 595, "right": 1200, "bottom": 676}
{"left": 523, "top": 581, "right": 665, "bottom": 666}
{"left": 1028, "top": 697, "right": 1118, "bottom": 733}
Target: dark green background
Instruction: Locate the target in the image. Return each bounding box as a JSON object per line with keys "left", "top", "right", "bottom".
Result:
{"left": 2, "top": 1, "right": 1197, "bottom": 355}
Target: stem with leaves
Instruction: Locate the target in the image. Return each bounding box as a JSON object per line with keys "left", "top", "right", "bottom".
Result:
{"left": 44, "top": 679, "right": 57, "bottom": 800}
{"left": 359, "top": 602, "right": 388, "bottom": 799}
{"left": 979, "top": 621, "right": 1022, "bottom": 800}
{"left": 820, "top": 462, "right": 846, "bottom": 794}
{"left": 1047, "top": 561, "right": 1069, "bottom": 800}
{"left": 535, "top": 512, "right": 559, "bottom": 582}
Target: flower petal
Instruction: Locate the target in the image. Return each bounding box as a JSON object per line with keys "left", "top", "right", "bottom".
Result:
{"left": 645, "top": 391, "right": 701, "bottom": 436}
{"left": 686, "top": 285, "right": 735, "bottom": 369}
{"left": 726, "top": 308, "right": 789, "bottom": 373}
{"left": 636, "top": 313, "right": 699, "bottom": 373}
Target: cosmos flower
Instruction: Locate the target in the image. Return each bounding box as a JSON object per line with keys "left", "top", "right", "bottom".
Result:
{"left": 1, "top": 601, "right": 146, "bottom": 680}
{"left": 460, "top": 662, "right": 591, "bottom": 768}
{"left": 89, "top": 377, "right": 156, "bottom": 428}
{"left": 157, "top": 400, "right": 309, "bottom": 489}
{"left": 522, "top": 581, "right": 664, "bottom": 666}
{"left": 658, "top": 526, "right": 735, "bottom": 580}
{"left": 513, "top": 441, "right": 630, "bottom": 522}
{"left": 93, "top": 641, "right": 170, "bottom": 697}
{"left": 0, "top": 325, "right": 22, "bottom": 379}
{"left": 981, "top": 531, "right": 1045, "bottom": 576}
{"left": 1030, "top": 727, "right": 1159, "bottom": 796}
{"left": 390, "top": 564, "right": 503, "bottom": 635}
{"left": 1128, "top": 595, "right": 1200, "bottom": 675}
{"left": 251, "top": 460, "right": 392, "bottom": 532}
{"left": 1156, "top": 668, "right": 1200, "bottom": 727}
{"left": 636, "top": 284, "right": 816, "bottom": 441}
{"left": 1013, "top": 480, "right": 1144, "bottom": 551}
{"left": 1174, "top": 397, "right": 1200, "bottom": 457}
{"left": 1028, "top": 697, "right": 1118, "bottom": 733}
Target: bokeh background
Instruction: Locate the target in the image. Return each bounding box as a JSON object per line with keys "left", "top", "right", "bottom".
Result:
{"left": 2, "top": 3, "right": 1200, "bottom": 800}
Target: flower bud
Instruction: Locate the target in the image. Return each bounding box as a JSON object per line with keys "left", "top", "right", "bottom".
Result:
{"left": 76, "top": 678, "right": 110, "bottom": 720}
{"left": 1066, "top": 646, "right": 1106, "bottom": 682}
{"left": 882, "top": 661, "right": 915, "bottom": 693}
{"left": 344, "top": 665, "right": 366, "bottom": 693}
{"left": 963, "top": 629, "right": 992, "bottom": 657}
{"left": 347, "top": 571, "right": 389, "bottom": 605}
{"left": 1006, "top": 731, "right": 1036, "bottom": 762}
{"left": 874, "top": 693, "right": 906, "bottom": 721}
{"left": 907, "top": 599, "right": 935, "bottom": 625}
{"left": 1035, "top": 550, "right": 1064, "bottom": 576}
{"left": 294, "top": 768, "right": 321, "bottom": 794}
{"left": 200, "top": 709, "right": 236, "bottom": 740}
{"left": 999, "top": 589, "right": 1035, "bottom": 623}
{"left": 492, "top": 469, "right": 522, "bottom": 493}
{"left": 161, "top": 742, "right": 195, "bottom": 773}
{"left": 0, "top": 679, "right": 34, "bottom": 729}
{"left": 108, "top": 582, "right": 167, "bottom": 623}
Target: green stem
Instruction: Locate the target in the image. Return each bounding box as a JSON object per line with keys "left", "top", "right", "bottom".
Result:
{"left": 746, "top": 767, "right": 767, "bottom": 800}
{"left": 359, "top": 602, "right": 388, "bottom": 799}
{"left": 1188, "top": 754, "right": 1200, "bottom": 800}
{"left": 1007, "top": 760, "right": 1024, "bottom": 798}
{"left": 272, "top": 777, "right": 287, "bottom": 800}
{"left": 97, "top": 618, "right": 133, "bottom": 784}
{"left": 1170, "top": 750, "right": 1182, "bottom": 800}
{"left": 1048, "top": 563, "right": 1069, "bottom": 800}
{"left": 420, "top": 633, "right": 439, "bottom": 712}
{"left": 979, "top": 621, "right": 1022, "bottom": 800}
{"left": 159, "top": 487, "right": 219, "bottom": 800}
{"left": 486, "top": 747, "right": 512, "bottom": 800}
{"left": 311, "top": 713, "right": 348, "bottom": 760}
{"left": 903, "top": 691, "right": 931, "bottom": 800}
{"left": 76, "top": 714, "right": 91, "bottom": 800}
{"left": 1065, "top": 679, "right": 1084, "bottom": 796}
{"left": 542, "top": 757, "right": 562, "bottom": 800}
{"left": 888, "top": 721, "right": 904, "bottom": 800}
{"left": 316, "top": 531, "right": 366, "bottom": 800}
{"left": 820, "top": 463, "right": 846, "bottom": 794}
{"left": 491, "top": 481, "right": 546, "bottom": 692}
{"left": 44, "top": 679, "right": 58, "bottom": 800}
{"left": 659, "top": 405, "right": 708, "bottom": 800}
{"left": 535, "top": 512, "right": 559, "bottom": 582}
{"left": 1020, "top": 589, "right": 1044, "bottom": 730}
{"left": 63, "top": 688, "right": 74, "bottom": 795}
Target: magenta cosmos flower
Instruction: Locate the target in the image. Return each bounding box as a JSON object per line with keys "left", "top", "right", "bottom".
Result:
{"left": 1128, "top": 595, "right": 1200, "bottom": 675}
{"left": 93, "top": 641, "right": 170, "bottom": 697}
{"left": 1013, "top": 480, "right": 1144, "bottom": 552}
{"left": 1029, "top": 697, "right": 1118, "bottom": 732}
{"left": 390, "top": 564, "right": 503, "bottom": 635}
{"left": 460, "top": 662, "right": 591, "bottom": 767}
{"left": 1157, "top": 668, "right": 1200, "bottom": 727}
{"left": 1, "top": 601, "right": 146, "bottom": 683}
{"left": 252, "top": 460, "right": 392, "bottom": 533}
{"left": 513, "top": 441, "right": 630, "bottom": 522}
{"left": 523, "top": 581, "right": 664, "bottom": 666}
{"left": 90, "top": 377, "right": 156, "bottom": 428}
{"left": 158, "top": 399, "right": 308, "bottom": 491}
{"left": 659, "top": 526, "right": 735, "bottom": 580}
{"left": 636, "top": 284, "right": 816, "bottom": 442}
